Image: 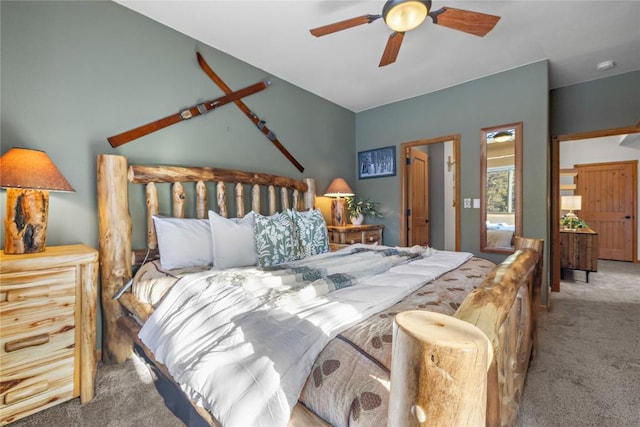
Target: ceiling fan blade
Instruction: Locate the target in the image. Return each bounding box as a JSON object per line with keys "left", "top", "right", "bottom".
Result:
{"left": 429, "top": 7, "right": 500, "bottom": 37}
{"left": 379, "top": 32, "right": 405, "bottom": 67}
{"left": 310, "top": 14, "right": 381, "bottom": 37}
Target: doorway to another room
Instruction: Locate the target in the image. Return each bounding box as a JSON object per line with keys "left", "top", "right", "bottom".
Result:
{"left": 552, "top": 123, "right": 640, "bottom": 292}
{"left": 399, "top": 135, "right": 460, "bottom": 251}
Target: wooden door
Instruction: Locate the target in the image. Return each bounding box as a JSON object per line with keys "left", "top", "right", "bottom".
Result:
{"left": 575, "top": 160, "right": 637, "bottom": 261}
{"left": 408, "top": 149, "right": 430, "bottom": 246}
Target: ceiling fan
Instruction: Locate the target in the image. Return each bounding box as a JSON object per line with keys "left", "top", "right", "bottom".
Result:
{"left": 310, "top": 0, "right": 500, "bottom": 67}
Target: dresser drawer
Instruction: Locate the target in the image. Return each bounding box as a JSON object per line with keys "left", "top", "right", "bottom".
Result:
{"left": 0, "top": 267, "right": 77, "bottom": 373}
{"left": 362, "top": 230, "right": 381, "bottom": 244}
{"left": 338, "top": 231, "right": 363, "bottom": 244}
{"left": 0, "top": 304, "right": 76, "bottom": 371}
{"left": 0, "top": 267, "right": 76, "bottom": 302}
{"left": 332, "top": 230, "right": 381, "bottom": 244}
{"left": 0, "top": 353, "right": 75, "bottom": 425}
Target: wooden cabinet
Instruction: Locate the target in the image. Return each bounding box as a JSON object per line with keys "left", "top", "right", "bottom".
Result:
{"left": 559, "top": 228, "right": 599, "bottom": 282}
{"left": 327, "top": 224, "right": 384, "bottom": 251}
{"left": 0, "top": 245, "right": 98, "bottom": 425}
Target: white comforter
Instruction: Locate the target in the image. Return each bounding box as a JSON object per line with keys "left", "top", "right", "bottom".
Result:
{"left": 138, "top": 245, "right": 471, "bottom": 427}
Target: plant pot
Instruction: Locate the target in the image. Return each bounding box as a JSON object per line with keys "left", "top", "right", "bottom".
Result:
{"left": 350, "top": 214, "right": 364, "bottom": 225}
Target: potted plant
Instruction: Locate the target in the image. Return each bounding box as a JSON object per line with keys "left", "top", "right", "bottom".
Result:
{"left": 345, "top": 197, "right": 382, "bottom": 225}
{"left": 560, "top": 213, "right": 587, "bottom": 230}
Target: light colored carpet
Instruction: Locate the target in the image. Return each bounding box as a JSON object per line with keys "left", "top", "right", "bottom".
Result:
{"left": 9, "top": 260, "right": 639, "bottom": 426}
{"left": 9, "top": 351, "right": 182, "bottom": 427}
{"left": 519, "top": 260, "right": 640, "bottom": 427}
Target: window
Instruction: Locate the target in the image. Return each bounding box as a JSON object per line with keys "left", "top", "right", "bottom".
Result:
{"left": 486, "top": 166, "right": 515, "bottom": 213}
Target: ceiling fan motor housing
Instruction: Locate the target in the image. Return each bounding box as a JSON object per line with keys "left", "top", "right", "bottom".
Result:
{"left": 382, "top": 0, "right": 432, "bottom": 32}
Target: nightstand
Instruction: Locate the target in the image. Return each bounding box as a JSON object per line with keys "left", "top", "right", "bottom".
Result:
{"left": 327, "top": 224, "right": 384, "bottom": 251}
{"left": 0, "top": 244, "right": 98, "bottom": 425}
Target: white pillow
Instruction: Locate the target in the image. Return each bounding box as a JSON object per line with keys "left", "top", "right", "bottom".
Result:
{"left": 152, "top": 216, "right": 213, "bottom": 270}
{"left": 208, "top": 210, "right": 258, "bottom": 268}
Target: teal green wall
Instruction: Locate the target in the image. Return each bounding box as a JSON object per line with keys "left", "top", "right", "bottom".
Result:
{"left": 551, "top": 70, "right": 640, "bottom": 136}
{"left": 1, "top": 1, "right": 355, "bottom": 250}
{"left": 355, "top": 61, "right": 550, "bottom": 264}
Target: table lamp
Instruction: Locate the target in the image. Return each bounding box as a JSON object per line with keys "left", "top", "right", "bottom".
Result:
{"left": 561, "top": 195, "right": 582, "bottom": 230}
{"left": 324, "top": 178, "right": 354, "bottom": 226}
{"left": 1, "top": 148, "right": 75, "bottom": 254}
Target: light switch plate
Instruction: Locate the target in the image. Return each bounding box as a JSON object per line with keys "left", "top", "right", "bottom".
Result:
{"left": 473, "top": 198, "right": 480, "bottom": 209}
{"left": 464, "top": 198, "right": 471, "bottom": 209}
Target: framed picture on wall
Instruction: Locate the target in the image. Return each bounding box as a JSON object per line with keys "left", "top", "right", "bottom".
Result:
{"left": 358, "top": 146, "right": 396, "bottom": 179}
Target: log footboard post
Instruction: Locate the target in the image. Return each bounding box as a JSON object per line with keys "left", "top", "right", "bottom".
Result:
{"left": 514, "top": 236, "right": 544, "bottom": 358}
{"left": 97, "top": 154, "right": 134, "bottom": 363}
{"left": 455, "top": 247, "right": 542, "bottom": 427}
{"left": 388, "top": 311, "right": 492, "bottom": 427}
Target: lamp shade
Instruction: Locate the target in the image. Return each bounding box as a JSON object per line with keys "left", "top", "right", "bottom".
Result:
{"left": 324, "top": 178, "right": 354, "bottom": 198}
{"left": 0, "top": 148, "right": 74, "bottom": 192}
{"left": 2, "top": 148, "right": 74, "bottom": 254}
{"left": 561, "top": 195, "right": 582, "bottom": 211}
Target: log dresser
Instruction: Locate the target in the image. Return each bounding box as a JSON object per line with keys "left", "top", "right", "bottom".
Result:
{"left": 559, "top": 227, "right": 599, "bottom": 283}
{"left": 0, "top": 244, "right": 98, "bottom": 425}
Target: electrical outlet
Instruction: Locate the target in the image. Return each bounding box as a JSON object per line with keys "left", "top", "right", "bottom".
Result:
{"left": 463, "top": 198, "right": 471, "bottom": 209}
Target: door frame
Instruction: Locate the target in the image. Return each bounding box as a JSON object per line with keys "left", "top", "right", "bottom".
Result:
{"left": 400, "top": 134, "right": 461, "bottom": 250}
{"left": 551, "top": 121, "right": 640, "bottom": 292}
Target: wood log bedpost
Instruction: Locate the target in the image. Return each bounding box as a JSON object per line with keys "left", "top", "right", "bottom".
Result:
{"left": 388, "top": 311, "right": 492, "bottom": 427}
{"left": 97, "top": 154, "right": 133, "bottom": 363}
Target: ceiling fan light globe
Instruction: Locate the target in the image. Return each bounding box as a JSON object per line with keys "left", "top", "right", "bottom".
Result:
{"left": 383, "top": 0, "right": 429, "bottom": 32}
{"left": 492, "top": 131, "right": 514, "bottom": 143}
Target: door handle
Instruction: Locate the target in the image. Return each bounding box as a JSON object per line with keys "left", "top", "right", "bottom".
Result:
{"left": 625, "top": 215, "right": 631, "bottom": 219}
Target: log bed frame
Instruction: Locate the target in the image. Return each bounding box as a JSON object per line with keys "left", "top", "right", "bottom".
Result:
{"left": 97, "top": 153, "right": 544, "bottom": 427}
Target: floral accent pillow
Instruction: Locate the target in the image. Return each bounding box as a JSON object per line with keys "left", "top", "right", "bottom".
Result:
{"left": 253, "top": 211, "right": 300, "bottom": 267}
{"left": 290, "top": 209, "right": 329, "bottom": 257}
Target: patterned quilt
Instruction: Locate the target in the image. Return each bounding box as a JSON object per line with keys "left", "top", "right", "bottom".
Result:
{"left": 298, "top": 255, "right": 496, "bottom": 427}
{"left": 131, "top": 250, "right": 496, "bottom": 427}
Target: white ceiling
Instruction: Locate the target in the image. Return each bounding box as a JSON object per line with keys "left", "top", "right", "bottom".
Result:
{"left": 115, "top": 1, "right": 640, "bottom": 113}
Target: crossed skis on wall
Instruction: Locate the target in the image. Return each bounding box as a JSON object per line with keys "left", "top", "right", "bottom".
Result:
{"left": 107, "top": 52, "right": 304, "bottom": 173}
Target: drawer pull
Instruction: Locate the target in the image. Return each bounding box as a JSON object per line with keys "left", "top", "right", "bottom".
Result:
{"left": 5, "top": 333, "right": 50, "bottom": 353}
{"left": 4, "top": 380, "right": 49, "bottom": 405}
{"left": 6, "top": 286, "right": 50, "bottom": 302}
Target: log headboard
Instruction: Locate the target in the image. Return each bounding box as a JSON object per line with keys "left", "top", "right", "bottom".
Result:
{"left": 96, "top": 154, "right": 316, "bottom": 362}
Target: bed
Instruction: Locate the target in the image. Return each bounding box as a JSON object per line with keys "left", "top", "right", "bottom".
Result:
{"left": 97, "top": 154, "right": 543, "bottom": 427}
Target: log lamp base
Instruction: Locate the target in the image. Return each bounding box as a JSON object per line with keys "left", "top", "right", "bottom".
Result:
{"left": 3, "top": 188, "right": 49, "bottom": 254}
{"left": 330, "top": 198, "right": 347, "bottom": 226}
